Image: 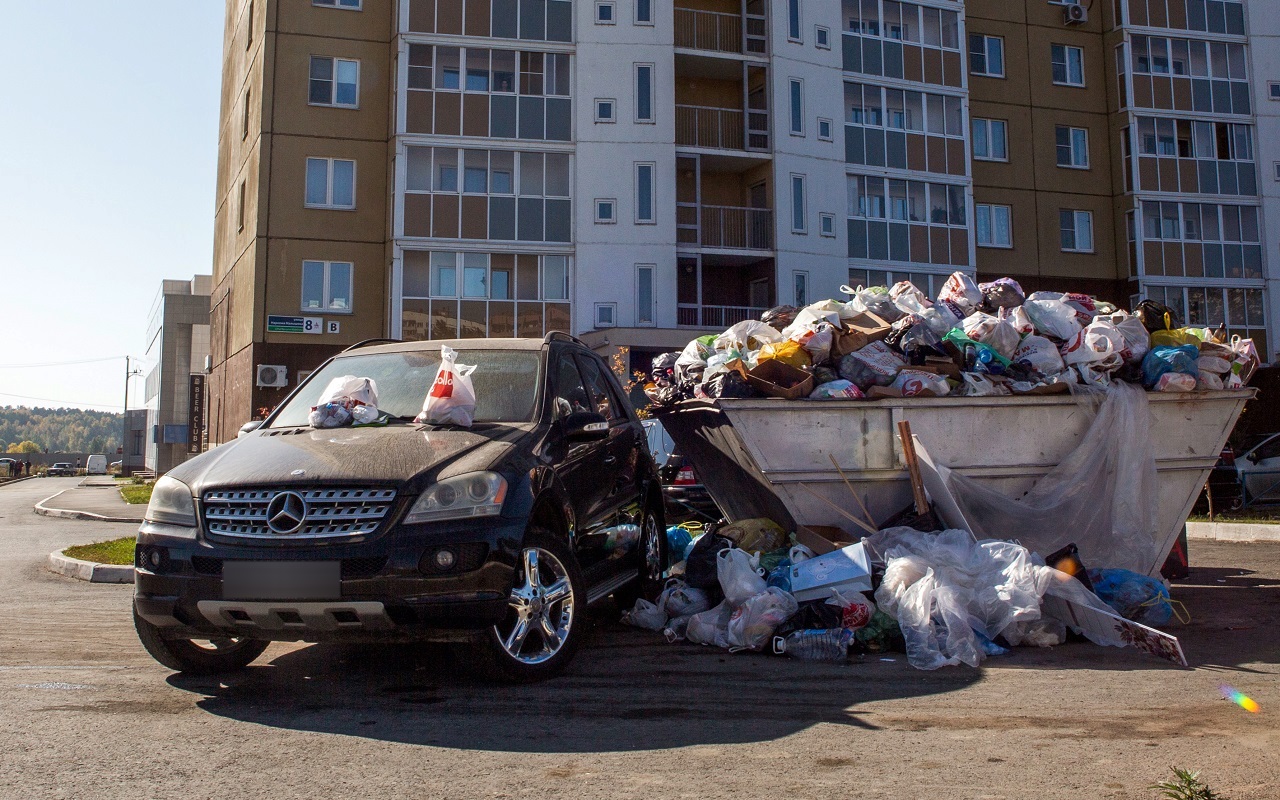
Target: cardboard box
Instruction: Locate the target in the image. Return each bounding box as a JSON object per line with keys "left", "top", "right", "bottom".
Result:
{"left": 832, "top": 311, "right": 892, "bottom": 358}
{"left": 795, "top": 524, "right": 856, "bottom": 556}
{"left": 789, "top": 542, "right": 873, "bottom": 602}
{"left": 745, "top": 359, "right": 815, "bottom": 400}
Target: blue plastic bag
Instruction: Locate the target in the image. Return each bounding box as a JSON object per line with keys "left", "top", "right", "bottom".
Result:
{"left": 1141, "top": 345, "right": 1199, "bottom": 388}
{"left": 666, "top": 526, "right": 693, "bottom": 562}
{"left": 1088, "top": 568, "right": 1174, "bottom": 627}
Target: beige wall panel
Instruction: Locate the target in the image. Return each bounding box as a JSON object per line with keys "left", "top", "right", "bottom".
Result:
{"left": 274, "top": 0, "right": 394, "bottom": 41}
{"left": 270, "top": 34, "right": 390, "bottom": 141}
{"left": 965, "top": 0, "right": 1027, "bottom": 23}
{"left": 676, "top": 78, "right": 742, "bottom": 109}
{"left": 1031, "top": 108, "right": 1111, "bottom": 197}
{"left": 1026, "top": 1, "right": 1104, "bottom": 32}
{"left": 973, "top": 188, "right": 1040, "bottom": 276}
{"left": 965, "top": 19, "right": 1031, "bottom": 105}
{"left": 263, "top": 238, "right": 388, "bottom": 345}
{"left": 970, "top": 102, "right": 1033, "bottom": 190}
{"left": 1025, "top": 26, "right": 1109, "bottom": 114}
{"left": 265, "top": 135, "right": 389, "bottom": 243}
{"left": 1034, "top": 192, "right": 1119, "bottom": 281}
{"left": 232, "top": 241, "right": 263, "bottom": 351}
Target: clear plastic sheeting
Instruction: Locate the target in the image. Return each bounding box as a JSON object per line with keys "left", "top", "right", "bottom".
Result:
{"left": 946, "top": 381, "right": 1160, "bottom": 574}
{"left": 868, "top": 528, "right": 1122, "bottom": 670}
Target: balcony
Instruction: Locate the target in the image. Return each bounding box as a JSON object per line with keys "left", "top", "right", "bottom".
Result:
{"left": 676, "top": 104, "right": 770, "bottom": 151}
{"left": 677, "top": 204, "right": 774, "bottom": 250}
{"left": 677, "top": 304, "right": 768, "bottom": 328}
{"left": 674, "top": 3, "right": 767, "bottom": 55}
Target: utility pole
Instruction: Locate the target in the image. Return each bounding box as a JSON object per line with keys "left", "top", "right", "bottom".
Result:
{"left": 122, "top": 356, "right": 142, "bottom": 475}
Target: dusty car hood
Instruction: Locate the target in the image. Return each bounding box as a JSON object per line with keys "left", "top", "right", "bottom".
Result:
{"left": 171, "top": 424, "right": 528, "bottom": 491}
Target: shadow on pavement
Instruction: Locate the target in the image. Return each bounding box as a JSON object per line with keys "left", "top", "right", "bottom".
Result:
{"left": 167, "top": 606, "right": 980, "bottom": 753}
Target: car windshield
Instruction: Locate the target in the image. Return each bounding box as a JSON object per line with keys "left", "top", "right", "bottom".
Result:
{"left": 269, "top": 348, "right": 542, "bottom": 427}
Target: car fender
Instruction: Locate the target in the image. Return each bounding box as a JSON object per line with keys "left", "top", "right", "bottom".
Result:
{"left": 527, "top": 464, "right": 577, "bottom": 547}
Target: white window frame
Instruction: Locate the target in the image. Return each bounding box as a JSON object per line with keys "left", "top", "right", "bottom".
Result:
{"left": 312, "top": 0, "right": 362, "bottom": 9}
{"left": 970, "top": 34, "right": 1005, "bottom": 78}
{"left": 1060, "top": 210, "right": 1095, "bottom": 253}
{"left": 634, "top": 0, "right": 653, "bottom": 25}
{"left": 635, "top": 162, "right": 656, "bottom": 224}
{"left": 595, "top": 302, "right": 617, "bottom": 328}
{"left": 975, "top": 204, "right": 1013, "bottom": 248}
{"left": 308, "top": 56, "right": 360, "bottom": 109}
{"left": 594, "top": 1, "right": 616, "bottom": 24}
{"left": 819, "top": 212, "right": 836, "bottom": 237}
{"left": 815, "top": 25, "right": 831, "bottom": 49}
{"left": 817, "top": 117, "right": 833, "bottom": 141}
{"left": 634, "top": 63, "right": 655, "bottom": 123}
{"left": 789, "top": 78, "right": 804, "bottom": 135}
{"left": 791, "top": 173, "right": 807, "bottom": 234}
{"left": 1273, "top": 162, "right": 1280, "bottom": 181}
{"left": 304, "top": 157, "right": 357, "bottom": 210}
{"left": 1269, "top": 82, "right": 1280, "bottom": 100}
{"left": 787, "top": 0, "right": 802, "bottom": 42}
{"left": 972, "top": 118, "right": 1008, "bottom": 162}
{"left": 595, "top": 198, "right": 617, "bottom": 224}
{"left": 635, "top": 264, "right": 655, "bottom": 326}
{"left": 594, "top": 98, "right": 616, "bottom": 123}
{"left": 793, "top": 271, "right": 809, "bottom": 306}
{"left": 1051, "top": 44, "right": 1086, "bottom": 87}
{"left": 1056, "top": 125, "right": 1090, "bottom": 169}
{"left": 301, "top": 260, "right": 354, "bottom": 314}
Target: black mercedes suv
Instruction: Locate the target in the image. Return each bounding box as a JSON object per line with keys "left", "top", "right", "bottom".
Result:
{"left": 133, "top": 334, "right": 666, "bottom": 682}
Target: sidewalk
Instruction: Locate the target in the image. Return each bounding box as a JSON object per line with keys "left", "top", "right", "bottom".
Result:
{"left": 34, "top": 477, "right": 144, "bottom": 523}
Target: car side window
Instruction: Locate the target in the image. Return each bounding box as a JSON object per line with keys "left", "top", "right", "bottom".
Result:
{"left": 552, "top": 352, "right": 592, "bottom": 421}
{"left": 1253, "top": 437, "right": 1280, "bottom": 462}
{"left": 575, "top": 354, "right": 622, "bottom": 422}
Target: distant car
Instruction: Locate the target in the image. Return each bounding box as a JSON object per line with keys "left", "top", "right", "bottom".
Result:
{"left": 86, "top": 455, "right": 107, "bottom": 475}
{"left": 47, "top": 463, "right": 75, "bottom": 477}
{"left": 1234, "top": 433, "right": 1280, "bottom": 506}
{"left": 642, "top": 419, "right": 719, "bottom": 524}
{"left": 0, "top": 458, "right": 19, "bottom": 478}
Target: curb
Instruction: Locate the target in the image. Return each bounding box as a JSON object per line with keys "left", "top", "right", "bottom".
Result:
{"left": 47, "top": 549, "right": 135, "bottom": 584}
{"left": 1186, "top": 521, "right": 1280, "bottom": 543}
{"left": 34, "top": 490, "right": 144, "bottom": 524}
{"left": 0, "top": 476, "right": 36, "bottom": 488}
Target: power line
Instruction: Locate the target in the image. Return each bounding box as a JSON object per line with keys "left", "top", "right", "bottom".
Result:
{"left": 0, "top": 391, "right": 125, "bottom": 410}
{"left": 0, "top": 356, "right": 128, "bottom": 369}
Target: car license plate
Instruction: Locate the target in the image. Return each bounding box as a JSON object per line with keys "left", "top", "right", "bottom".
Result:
{"left": 222, "top": 561, "right": 340, "bottom": 600}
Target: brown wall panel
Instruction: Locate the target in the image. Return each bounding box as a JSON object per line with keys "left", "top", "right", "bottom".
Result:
{"left": 949, "top": 229, "right": 969, "bottom": 266}
{"left": 1163, "top": 242, "right": 1185, "bottom": 276}
{"left": 926, "top": 136, "right": 946, "bottom": 174}
{"left": 1132, "top": 75, "right": 1153, "bottom": 108}
{"left": 923, "top": 48, "right": 943, "bottom": 85}
{"left": 946, "top": 139, "right": 966, "bottom": 176}
{"left": 1139, "top": 157, "right": 1159, "bottom": 190}
{"left": 435, "top": 92, "right": 461, "bottom": 136}
{"left": 1129, "top": 0, "right": 1148, "bottom": 27}
{"left": 1158, "top": 158, "right": 1179, "bottom": 192}
{"left": 904, "top": 45, "right": 923, "bottom": 83}
{"left": 929, "top": 228, "right": 949, "bottom": 265}
{"left": 461, "top": 196, "right": 488, "bottom": 239}
{"left": 405, "top": 194, "right": 432, "bottom": 237}
{"left": 907, "top": 133, "right": 926, "bottom": 172}
{"left": 1179, "top": 159, "right": 1199, "bottom": 193}
{"left": 407, "top": 91, "right": 433, "bottom": 133}
{"left": 437, "top": 0, "right": 463, "bottom": 34}
{"left": 410, "top": 0, "right": 435, "bottom": 32}
{"left": 463, "top": 93, "right": 489, "bottom": 137}
{"left": 1173, "top": 78, "right": 1192, "bottom": 111}
{"left": 942, "top": 51, "right": 962, "bottom": 88}
{"left": 910, "top": 225, "right": 929, "bottom": 261}
{"left": 432, "top": 194, "right": 459, "bottom": 238}
{"left": 465, "top": 0, "right": 491, "bottom": 36}
{"left": 1152, "top": 77, "right": 1173, "bottom": 109}
{"left": 1185, "top": 242, "right": 1204, "bottom": 277}
{"left": 1144, "top": 241, "right": 1164, "bottom": 275}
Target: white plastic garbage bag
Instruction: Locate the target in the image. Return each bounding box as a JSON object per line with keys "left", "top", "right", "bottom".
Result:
{"left": 717, "top": 548, "right": 766, "bottom": 607}
{"left": 621, "top": 598, "right": 667, "bottom": 631}
{"left": 416, "top": 345, "right": 478, "bottom": 427}
{"left": 686, "top": 601, "right": 734, "bottom": 648}
{"left": 316, "top": 375, "right": 379, "bottom": 408}
{"left": 1012, "top": 334, "right": 1065, "bottom": 376}
{"left": 658, "top": 579, "right": 711, "bottom": 618}
{"left": 1023, "top": 292, "right": 1083, "bottom": 341}
{"left": 727, "top": 588, "right": 799, "bottom": 651}
{"left": 309, "top": 375, "right": 380, "bottom": 428}
{"left": 713, "top": 320, "right": 783, "bottom": 352}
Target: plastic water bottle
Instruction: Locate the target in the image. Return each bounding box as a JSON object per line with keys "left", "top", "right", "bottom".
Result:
{"left": 772, "top": 629, "right": 854, "bottom": 663}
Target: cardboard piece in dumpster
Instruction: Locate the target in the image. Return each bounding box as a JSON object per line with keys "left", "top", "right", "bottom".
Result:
{"left": 745, "top": 359, "right": 815, "bottom": 400}
{"left": 789, "top": 542, "right": 872, "bottom": 601}
{"left": 832, "top": 311, "right": 893, "bottom": 359}
{"left": 795, "top": 524, "right": 856, "bottom": 556}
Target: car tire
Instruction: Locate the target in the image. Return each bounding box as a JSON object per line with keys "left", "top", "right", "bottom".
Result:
{"left": 470, "top": 528, "right": 587, "bottom": 683}
{"left": 612, "top": 499, "right": 668, "bottom": 611}
{"left": 133, "top": 609, "right": 269, "bottom": 674}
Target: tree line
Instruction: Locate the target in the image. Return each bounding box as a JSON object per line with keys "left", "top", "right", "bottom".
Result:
{"left": 0, "top": 407, "right": 123, "bottom": 454}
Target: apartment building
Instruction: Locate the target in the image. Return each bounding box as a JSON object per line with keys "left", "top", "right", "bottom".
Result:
{"left": 209, "top": 0, "right": 1278, "bottom": 443}
{"left": 142, "top": 276, "right": 212, "bottom": 474}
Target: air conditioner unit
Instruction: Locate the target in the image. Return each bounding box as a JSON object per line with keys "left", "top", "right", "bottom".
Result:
{"left": 256, "top": 364, "right": 288, "bottom": 388}
{"left": 1064, "top": 3, "right": 1088, "bottom": 25}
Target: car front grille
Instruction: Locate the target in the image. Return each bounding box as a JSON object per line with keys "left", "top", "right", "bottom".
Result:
{"left": 202, "top": 487, "right": 398, "bottom": 541}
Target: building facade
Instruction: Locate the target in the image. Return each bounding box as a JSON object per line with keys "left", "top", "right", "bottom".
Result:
{"left": 210, "top": 0, "right": 1277, "bottom": 443}
{"left": 143, "top": 276, "right": 212, "bottom": 474}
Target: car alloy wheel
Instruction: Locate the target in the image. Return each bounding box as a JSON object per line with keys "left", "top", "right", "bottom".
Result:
{"left": 494, "top": 546, "right": 575, "bottom": 665}
{"left": 642, "top": 511, "right": 664, "bottom": 581}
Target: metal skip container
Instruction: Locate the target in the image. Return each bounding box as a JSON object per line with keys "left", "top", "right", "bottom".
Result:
{"left": 657, "top": 389, "right": 1253, "bottom": 577}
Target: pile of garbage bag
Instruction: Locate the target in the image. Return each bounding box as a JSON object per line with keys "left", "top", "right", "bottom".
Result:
{"left": 644, "top": 274, "right": 1261, "bottom": 406}
{"left": 308, "top": 375, "right": 385, "bottom": 428}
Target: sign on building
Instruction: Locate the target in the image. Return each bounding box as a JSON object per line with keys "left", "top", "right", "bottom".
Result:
{"left": 188, "top": 373, "right": 206, "bottom": 455}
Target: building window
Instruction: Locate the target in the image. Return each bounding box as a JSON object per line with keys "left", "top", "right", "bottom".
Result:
{"left": 242, "top": 89, "right": 251, "bottom": 140}
{"left": 595, "top": 198, "right": 616, "bottom": 223}
{"left": 969, "top": 34, "right": 1005, "bottom": 77}
{"left": 793, "top": 272, "right": 808, "bottom": 306}
{"left": 635, "top": 63, "right": 654, "bottom": 122}
{"left": 976, "top": 204, "right": 1012, "bottom": 248}
{"left": 309, "top": 56, "right": 359, "bottom": 107}
{"left": 816, "top": 25, "right": 830, "bottom": 49}
{"left": 246, "top": 0, "right": 254, "bottom": 49}
{"left": 236, "top": 180, "right": 246, "bottom": 232}
{"left": 789, "top": 78, "right": 804, "bottom": 135}
{"left": 971, "top": 118, "right": 1008, "bottom": 161}
{"left": 818, "top": 117, "right": 833, "bottom": 141}
{"left": 313, "top": 0, "right": 361, "bottom": 8}
{"left": 636, "top": 265, "right": 655, "bottom": 325}
{"left": 791, "top": 174, "right": 806, "bottom": 233}
{"left": 595, "top": 98, "right": 616, "bottom": 122}
{"left": 1055, "top": 126, "right": 1089, "bottom": 168}
{"left": 635, "top": 162, "right": 655, "bottom": 223}
{"left": 819, "top": 212, "right": 836, "bottom": 237}
{"left": 787, "top": 0, "right": 801, "bottom": 41}
{"left": 1060, "top": 210, "right": 1094, "bottom": 253}
{"left": 635, "top": 0, "right": 653, "bottom": 24}
{"left": 1271, "top": 82, "right": 1280, "bottom": 100}
{"left": 1274, "top": 162, "right": 1280, "bottom": 181}
{"left": 595, "top": 2, "right": 615, "bottom": 24}
{"left": 302, "top": 260, "right": 353, "bottom": 312}
{"left": 595, "top": 302, "right": 617, "bottom": 327}
{"left": 1051, "top": 44, "right": 1085, "bottom": 86}
{"left": 304, "top": 158, "right": 356, "bottom": 210}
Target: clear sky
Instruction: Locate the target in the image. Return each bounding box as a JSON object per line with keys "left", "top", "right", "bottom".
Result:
{"left": 0, "top": 2, "right": 225, "bottom": 413}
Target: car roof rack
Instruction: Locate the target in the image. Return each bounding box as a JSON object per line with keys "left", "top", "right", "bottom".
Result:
{"left": 342, "top": 338, "right": 403, "bottom": 352}
{"left": 544, "top": 331, "right": 585, "bottom": 346}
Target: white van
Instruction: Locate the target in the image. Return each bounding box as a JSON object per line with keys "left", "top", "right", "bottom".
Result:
{"left": 85, "top": 455, "right": 107, "bottom": 475}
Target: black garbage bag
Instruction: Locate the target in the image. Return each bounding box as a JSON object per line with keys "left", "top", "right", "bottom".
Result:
{"left": 698, "top": 371, "right": 755, "bottom": 399}
{"left": 651, "top": 352, "right": 680, "bottom": 375}
{"left": 1133, "top": 299, "right": 1181, "bottom": 333}
{"left": 761, "top": 305, "right": 800, "bottom": 330}
{"left": 684, "top": 532, "right": 733, "bottom": 600}
{"left": 811, "top": 365, "right": 840, "bottom": 386}
{"left": 980, "top": 280, "right": 1025, "bottom": 312}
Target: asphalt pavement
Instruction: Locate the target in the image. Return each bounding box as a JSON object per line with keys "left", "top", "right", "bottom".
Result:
{"left": 33, "top": 475, "right": 143, "bottom": 522}
{"left": 1, "top": 477, "right": 1278, "bottom": 800}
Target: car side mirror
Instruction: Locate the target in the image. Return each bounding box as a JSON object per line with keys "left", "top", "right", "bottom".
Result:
{"left": 1246, "top": 451, "right": 1260, "bottom": 464}
{"left": 238, "top": 421, "right": 263, "bottom": 437}
{"left": 563, "top": 411, "right": 609, "bottom": 442}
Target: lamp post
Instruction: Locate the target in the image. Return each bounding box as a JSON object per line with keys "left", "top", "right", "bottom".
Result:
{"left": 122, "top": 356, "right": 142, "bottom": 475}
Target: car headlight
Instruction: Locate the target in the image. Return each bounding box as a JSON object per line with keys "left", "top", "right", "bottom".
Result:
{"left": 144, "top": 476, "right": 197, "bottom": 527}
{"left": 404, "top": 472, "right": 508, "bottom": 525}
